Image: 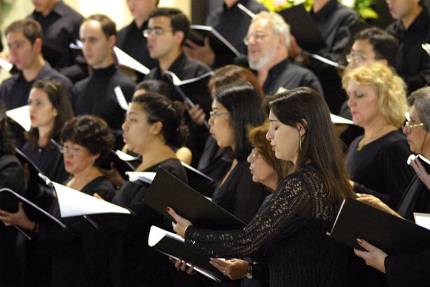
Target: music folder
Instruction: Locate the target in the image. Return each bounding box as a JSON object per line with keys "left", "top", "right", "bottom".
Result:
{"left": 328, "top": 198, "right": 430, "bottom": 255}
{"left": 187, "top": 25, "right": 241, "bottom": 58}
{"left": 181, "top": 162, "right": 216, "bottom": 197}
{"left": 145, "top": 168, "right": 245, "bottom": 230}
{"left": 407, "top": 154, "right": 430, "bottom": 173}
{"left": 278, "top": 4, "right": 326, "bottom": 53}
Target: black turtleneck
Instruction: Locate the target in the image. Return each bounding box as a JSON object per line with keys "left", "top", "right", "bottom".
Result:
{"left": 117, "top": 20, "right": 158, "bottom": 82}
{"left": 72, "top": 64, "right": 135, "bottom": 145}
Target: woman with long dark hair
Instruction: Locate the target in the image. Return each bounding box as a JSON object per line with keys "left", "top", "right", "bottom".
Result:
{"left": 168, "top": 87, "right": 353, "bottom": 287}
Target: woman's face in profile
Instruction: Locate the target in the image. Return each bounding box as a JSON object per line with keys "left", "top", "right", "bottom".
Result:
{"left": 208, "top": 100, "right": 234, "bottom": 149}
{"left": 28, "top": 88, "right": 57, "bottom": 129}
{"left": 247, "top": 148, "right": 277, "bottom": 189}
{"left": 122, "top": 102, "right": 155, "bottom": 154}
{"left": 346, "top": 80, "right": 381, "bottom": 128}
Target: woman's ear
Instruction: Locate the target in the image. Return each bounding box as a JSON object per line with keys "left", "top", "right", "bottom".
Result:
{"left": 296, "top": 121, "right": 307, "bottom": 137}
{"left": 150, "top": 121, "right": 163, "bottom": 136}
{"left": 92, "top": 153, "right": 100, "bottom": 163}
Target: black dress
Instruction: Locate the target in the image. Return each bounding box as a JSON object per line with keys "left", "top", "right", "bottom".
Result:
{"left": 38, "top": 176, "right": 116, "bottom": 287}
{"left": 346, "top": 131, "right": 414, "bottom": 208}
{"left": 111, "top": 158, "right": 200, "bottom": 287}
{"left": 212, "top": 160, "right": 269, "bottom": 224}
{"left": 0, "top": 154, "right": 25, "bottom": 287}
{"left": 185, "top": 165, "right": 349, "bottom": 287}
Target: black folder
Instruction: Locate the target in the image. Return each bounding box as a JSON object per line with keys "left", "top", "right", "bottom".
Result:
{"left": 145, "top": 168, "right": 245, "bottom": 230}
{"left": 187, "top": 25, "right": 241, "bottom": 59}
{"left": 278, "top": 4, "right": 326, "bottom": 53}
{"left": 181, "top": 162, "right": 216, "bottom": 197}
{"left": 328, "top": 198, "right": 430, "bottom": 255}
{"left": 148, "top": 225, "right": 223, "bottom": 282}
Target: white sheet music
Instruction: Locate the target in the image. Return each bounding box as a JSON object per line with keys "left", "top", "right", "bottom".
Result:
{"left": 53, "top": 182, "right": 130, "bottom": 217}
{"left": 113, "top": 46, "right": 150, "bottom": 75}
{"left": 414, "top": 213, "right": 430, "bottom": 230}
{"left": 114, "top": 86, "right": 130, "bottom": 111}
{"left": 0, "top": 57, "right": 13, "bottom": 72}
{"left": 6, "top": 105, "right": 31, "bottom": 131}
{"left": 126, "top": 172, "right": 156, "bottom": 184}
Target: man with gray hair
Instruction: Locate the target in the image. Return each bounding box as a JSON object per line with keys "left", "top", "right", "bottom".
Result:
{"left": 245, "top": 11, "right": 323, "bottom": 96}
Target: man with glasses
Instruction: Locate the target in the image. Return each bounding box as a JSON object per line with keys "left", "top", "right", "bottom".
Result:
{"left": 144, "top": 8, "right": 212, "bottom": 166}
{"left": 346, "top": 27, "right": 399, "bottom": 70}
{"left": 245, "top": 12, "right": 322, "bottom": 96}
{"left": 72, "top": 14, "right": 135, "bottom": 148}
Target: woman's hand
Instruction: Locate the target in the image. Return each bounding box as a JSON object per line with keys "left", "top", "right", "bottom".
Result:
{"left": 0, "top": 202, "right": 35, "bottom": 230}
{"left": 166, "top": 207, "right": 192, "bottom": 238}
{"left": 354, "top": 239, "right": 387, "bottom": 273}
{"left": 169, "top": 257, "right": 195, "bottom": 275}
{"left": 410, "top": 157, "right": 430, "bottom": 191}
{"left": 210, "top": 258, "right": 250, "bottom": 280}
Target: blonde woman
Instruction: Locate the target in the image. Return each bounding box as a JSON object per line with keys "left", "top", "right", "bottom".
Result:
{"left": 343, "top": 62, "right": 414, "bottom": 208}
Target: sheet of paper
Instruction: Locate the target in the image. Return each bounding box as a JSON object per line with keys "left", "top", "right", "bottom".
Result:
{"left": 6, "top": 105, "right": 31, "bottom": 131}
{"left": 330, "top": 114, "right": 354, "bottom": 125}
{"left": 0, "top": 57, "right": 13, "bottom": 72}
{"left": 414, "top": 213, "right": 430, "bottom": 230}
{"left": 113, "top": 46, "right": 150, "bottom": 75}
{"left": 114, "top": 86, "right": 129, "bottom": 111}
{"left": 126, "top": 171, "right": 156, "bottom": 184}
{"left": 115, "top": 150, "right": 138, "bottom": 161}
{"left": 53, "top": 182, "right": 130, "bottom": 217}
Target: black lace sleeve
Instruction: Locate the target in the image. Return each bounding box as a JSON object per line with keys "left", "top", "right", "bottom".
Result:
{"left": 184, "top": 168, "right": 324, "bottom": 258}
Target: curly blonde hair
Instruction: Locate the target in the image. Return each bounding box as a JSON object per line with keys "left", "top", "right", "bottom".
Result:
{"left": 342, "top": 62, "right": 407, "bottom": 128}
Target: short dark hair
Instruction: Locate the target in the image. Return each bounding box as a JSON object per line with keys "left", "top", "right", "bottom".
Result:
{"left": 5, "top": 19, "right": 43, "bottom": 44}
{"left": 268, "top": 87, "right": 352, "bottom": 202}
{"left": 214, "top": 84, "right": 266, "bottom": 160}
{"left": 354, "top": 27, "right": 399, "bottom": 69}
{"left": 27, "top": 80, "right": 74, "bottom": 148}
{"left": 132, "top": 92, "right": 188, "bottom": 148}
{"left": 148, "top": 7, "right": 190, "bottom": 45}
{"left": 84, "top": 14, "right": 117, "bottom": 38}
{"left": 61, "top": 115, "right": 114, "bottom": 168}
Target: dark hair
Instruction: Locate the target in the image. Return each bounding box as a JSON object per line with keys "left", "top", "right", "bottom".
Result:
{"left": 148, "top": 7, "right": 190, "bottom": 45}
{"left": 0, "top": 107, "right": 16, "bottom": 155}
{"left": 209, "top": 65, "right": 263, "bottom": 97}
{"left": 248, "top": 122, "right": 288, "bottom": 183}
{"left": 61, "top": 115, "right": 114, "bottom": 167}
{"left": 354, "top": 27, "right": 399, "bottom": 69}
{"left": 84, "top": 14, "right": 117, "bottom": 38}
{"left": 5, "top": 19, "right": 43, "bottom": 44}
{"left": 214, "top": 83, "right": 266, "bottom": 160}
{"left": 408, "top": 87, "right": 430, "bottom": 131}
{"left": 132, "top": 92, "right": 188, "bottom": 148}
{"left": 27, "top": 80, "right": 74, "bottom": 148}
{"left": 136, "top": 79, "right": 173, "bottom": 99}
{"left": 268, "top": 87, "right": 352, "bottom": 201}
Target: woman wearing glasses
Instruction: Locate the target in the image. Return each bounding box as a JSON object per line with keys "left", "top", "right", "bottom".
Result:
{"left": 352, "top": 87, "right": 430, "bottom": 287}
{"left": 343, "top": 63, "right": 414, "bottom": 209}
{"left": 168, "top": 87, "right": 353, "bottom": 287}
{"left": 21, "top": 79, "right": 74, "bottom": 183}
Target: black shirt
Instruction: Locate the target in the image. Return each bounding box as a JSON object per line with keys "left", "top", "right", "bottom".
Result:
{"left": 111, "top": 158, "right": 196, "bottom": 287}
{"left": 0, "top": 154, "right": 25, "bottom": 287}
{"left": 21, "top": 140, "right": 68, "bottom": 183}
{"left": 212, "top": 160, "right": 269, "bottom": 223}
{"left": 0, "top": 63, "right": 73, "bottom": 109}
{"left": 346, "top": 131, "right": 414, "bottom": 208}
{"left": 28, "top": 1, "right": 86, "bottom": 83}
{"left": 145, "top": 53, "right": 212, "bottom": 166}
{"left": 117, "top": 20, "right": 158, "bottom": 82}
{"left": 206, "top": 0, "right": 267, "bottom": 56}
{"left": 386, "top": 7, "right": 430, "bottom": 92}
{"left": 310, "top": 0, "right": 359, "bottom": 62}
{"left": 72, "top": 65, "right": 135, "bottom": 144}
{"left": 263, "top": 59, "right": 323, "bottom": 96}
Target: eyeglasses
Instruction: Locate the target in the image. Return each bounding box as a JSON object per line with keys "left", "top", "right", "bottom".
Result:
{"left": 404, "top": 111, "right": 425, "bottom": 130}
{"left": 209, "top": 111, "right": 229, "bottom": 118}
{"left": 143, "top": 28, "right": 173, "bottom": 38}
{"left": 346, "top": 52, "right": 367, "bottom": 64}
{"left": 60, "top": 145, "right": 83, "bottom": 156}
{"left": 243, "top": 32, "right": 269, "bottom": 46}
